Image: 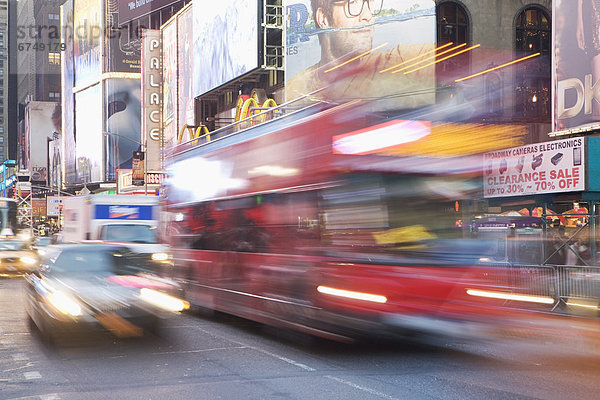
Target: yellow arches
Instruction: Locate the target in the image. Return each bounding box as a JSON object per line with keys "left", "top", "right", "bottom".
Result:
{"left": 177, "top": 89, "right": 278, "bottom": 145}
{"left": 177, "top": 124, "right": 210, "bottom": 145}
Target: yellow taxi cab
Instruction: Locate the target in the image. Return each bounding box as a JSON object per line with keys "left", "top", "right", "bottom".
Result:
{"left": 0, "top": 239, "right": 39, "bottom": 277}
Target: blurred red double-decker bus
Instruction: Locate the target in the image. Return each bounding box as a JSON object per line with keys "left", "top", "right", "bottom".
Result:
{"left": 160, "top": 99, "right": 563, "bottom": 342}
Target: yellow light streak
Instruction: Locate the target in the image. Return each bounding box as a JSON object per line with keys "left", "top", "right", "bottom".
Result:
{"left": 403, "top": 44, "right": 481, "bottom": 75}
{"left": 455, "top": 52, "right": 541, "bottom": 82}
{"left": 317, "top": 285, "right": 387, "bottom": 303}
{"left": 379, "top": 42, "right": 455, "bottom": 73}
{"left": 566, "top": 299, "right": 599, "bottom": 310}
{"left": 391, "top": 43, "right": 467, "bottom": 74}
{"left": 325, "top": 42, "right": 388, "bottom": 73}
{"left": 466, "top": 289, "right": 554, "bottom": 304}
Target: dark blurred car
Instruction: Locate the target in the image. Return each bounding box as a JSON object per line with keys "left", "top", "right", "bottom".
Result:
{"left": 24, "top": 243, "right": 188, "bottom": 344}
{"left": 0, "top": 239, "right": 39, "bottom": 277}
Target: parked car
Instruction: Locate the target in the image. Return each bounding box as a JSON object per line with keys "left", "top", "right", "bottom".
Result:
{"left": 24, "top": 243, "right": 188, "bottom": 344}
{"left": 0, "top": 239, "right": 39, "bottom": 277}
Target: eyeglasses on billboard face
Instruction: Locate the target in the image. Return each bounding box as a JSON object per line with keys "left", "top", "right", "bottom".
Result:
{"left": 334, "top": 0, "right": 383, "bottom": 17}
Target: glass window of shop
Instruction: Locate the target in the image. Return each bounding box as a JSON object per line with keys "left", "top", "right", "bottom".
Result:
{"left": 472, "top": 199, "right": 599, "bottom": 267}
{"left": 514, "top": 6, "right": 551, "bottom": 121}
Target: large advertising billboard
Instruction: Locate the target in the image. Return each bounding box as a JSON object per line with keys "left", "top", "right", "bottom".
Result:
{"left": 484, "top": 137, "right": 585, "bottom": 198}
{"left": 105, "top": 0, "right": 141, "bottom": 73}
{"left": 553, "top": 0, "right": 600, "bottom": 131}
{"left": 74, "top": 0, "right": 103, "bottom": 87}
{"left": 162, "top": 20, "right": 178, "bottom": 152}
{"left": 192, "top": 0, "right": 259, "bottom": 97}
{"left": 142, "top": 29, "right": 163, "bottom": 171}
{"left": 49, "top": 138, "right": 62, "bottom": 189}
{"left": 118, "top": 0, "right": 180, "bottom": 25}
{"left": 62, "top": 0, "right": 77, "bottom": 185}
{"left": 285, "top": 0, "right": 436, "bottom": 109}
{"left": 104, "top": 78, "right": 142, "bottom": 181}
{"left": 75, "top": 84, "right": 103, "bottom": 183}
{"left": 178, "top": 6, "right": 195, "bottom": 131}
{"left": 24, "top": 102, "right": 61, "bottom": 184}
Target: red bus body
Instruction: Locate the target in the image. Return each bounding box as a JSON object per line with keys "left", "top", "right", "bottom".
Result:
{"left": 161, "top": 102, "right": 568, "bottom": 341}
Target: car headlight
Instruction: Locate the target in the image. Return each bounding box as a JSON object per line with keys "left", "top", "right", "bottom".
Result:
{"left": 47, "top": 291, "right": 82, "bottom": 317}
{"left": 140, "top": 288, "right": 189, "bottom": 312}
{"left": 151, "top": 252, "right": 170, "bottom": 262}
{"left": 20, "top": 256, "right": 37, "bottom": 265}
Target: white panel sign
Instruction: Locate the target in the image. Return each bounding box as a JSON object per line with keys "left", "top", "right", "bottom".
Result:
{"left": 47, "top": 196, "right": 64, "bottom": 217}
{"left": 484, "top": 137, "right": 585, "bottom": 198}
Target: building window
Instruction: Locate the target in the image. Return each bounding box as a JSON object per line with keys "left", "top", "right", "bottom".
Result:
{"left": 48, "top": 52, "right": 60, "bottom": 65}
{"left": 515, "top": 6, "right": 551, "bottom": 120}
{"left": 49, "top": 91, "right": 60, "bottom": 99}
{"left": 436, "top": 1, "right": 470, "bottom": 81}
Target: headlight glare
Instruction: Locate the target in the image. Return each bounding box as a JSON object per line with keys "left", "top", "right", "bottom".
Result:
{"left": 151, "top": 252, "right": 169, "bottom": 262}
{"left": 20, "top": 256, "right": 37, "bottom": 265}
{"left": 140, "top": 288, "right": 189, "bottom": 312}
{"left": 47, "top": 291, "right": 82, "bottom": 317}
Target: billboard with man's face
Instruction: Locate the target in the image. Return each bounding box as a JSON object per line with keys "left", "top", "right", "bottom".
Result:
{"left": 553, "top": 0, "right": 600, "bottom": 131}
{"left": 285, "top": 0, "right": 436, "bottom": 110}
{"left": 192, "top": 0, "right": 259, "bottom": 97}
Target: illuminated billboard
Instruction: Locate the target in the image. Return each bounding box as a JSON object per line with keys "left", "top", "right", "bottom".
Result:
{"left": 553, "top": 0, "right": 600, "bottom": 131}
{"left": 192, "top": 0, "right": 259, "bottom": 97}
{"left": 178, "top": 6, "right": 195, "bottom": 130}
{"left": 106, "top": 0, "right": 141, "bottom": 73}
{"left": 61, "top": 0, "right": 77, "bottom": 185}
{"left": 285, "top": 0, "right": 436, "bottom": 109}
{"left": 484, "top": 138, "right": 585, "bottom": 198}
{"left": 74, "top": 0, "right": 102, "bottom": 87}
{"left": 49, "top": 138, "right": 62, "bottom": 189}
{"left": 24, "top": 102, "right": 61, "bottom": 184}
{"left": 75, "top": 84, "right": 103, "bottom": 183}
{"left": 104, "top": 78, "right": 142, "bottom": 180}
{"left": 118, "top": 0, "right": 180, "bottom": 25}
{"left": 162, "top": 20, "right": 178, "bottom": 151}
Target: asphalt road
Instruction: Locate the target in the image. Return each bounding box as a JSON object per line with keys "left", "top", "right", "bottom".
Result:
{"left": 1, "top": 278, "right": 600, "bottom": 400}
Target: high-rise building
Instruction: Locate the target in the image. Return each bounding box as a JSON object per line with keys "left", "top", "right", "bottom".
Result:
{"left": 16, "top": 0, "right": 61, "bottom": 104}
{"left": 0, "top": 0, "right": 9, "bottom": 164}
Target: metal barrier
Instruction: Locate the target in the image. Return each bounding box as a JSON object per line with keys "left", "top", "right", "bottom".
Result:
{"left": 486, "top": 263, "right": 600, "bottom": 314}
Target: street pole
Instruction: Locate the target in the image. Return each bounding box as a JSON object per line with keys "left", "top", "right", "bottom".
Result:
{"left": 144, "top": 137, "right": 148, "bottom": 196}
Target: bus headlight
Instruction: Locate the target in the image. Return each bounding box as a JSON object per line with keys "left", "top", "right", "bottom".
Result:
{"left": 151, "top": 252, "right": 170, "bottom": 262}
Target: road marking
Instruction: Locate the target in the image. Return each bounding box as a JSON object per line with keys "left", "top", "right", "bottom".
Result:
{"left": 192, "top": 326, "right": 317, "bottom": 372}
{"left": 12, "top": 353, "right": 28, "bottom": 361}
{"left": 4, "top": 362, "right": 35, "bottom": 373}
{"left": 150, "top": 346, "right": 246, "bottom": 355}
{"left": 39, "top": 395, "right": 60, "bottom": 400}
{"left": 249, "top": 347, "right": 316, "bottom": 371}
{"left": 326, "top": 376, "right": 400, "bottom": 400}
{"left": 23, "top": 371, "right": 42, "bottom": 380}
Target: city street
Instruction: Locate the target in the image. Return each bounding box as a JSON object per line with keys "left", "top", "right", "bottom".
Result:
{"left": 1, "top": 278, "right": 600, "bottom": 400}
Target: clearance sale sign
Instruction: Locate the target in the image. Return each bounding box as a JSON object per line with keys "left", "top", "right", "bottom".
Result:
{"left": 484, "top": 138, "right": 585, "bottom": 198}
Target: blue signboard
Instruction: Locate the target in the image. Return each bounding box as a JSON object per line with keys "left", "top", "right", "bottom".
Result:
{"left": 94, "top": 204, "right": 154, "bottom": 220}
